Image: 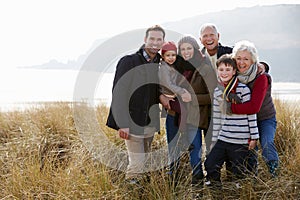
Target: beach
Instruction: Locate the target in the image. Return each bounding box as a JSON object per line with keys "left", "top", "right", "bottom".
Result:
{"left": 1, "top": 68, "right": 300, "bottom": 111}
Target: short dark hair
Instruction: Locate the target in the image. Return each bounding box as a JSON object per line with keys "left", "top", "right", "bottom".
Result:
{"left": 145, "top": 25, "right": 165, "bottom": 39}
{"left": 216, "top": 54, "right": 237, "bottom": 70}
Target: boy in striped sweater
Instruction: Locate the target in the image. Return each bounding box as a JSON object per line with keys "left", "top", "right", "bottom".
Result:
{"left": 204, "top": 54, "right": 259, "bottom": 189}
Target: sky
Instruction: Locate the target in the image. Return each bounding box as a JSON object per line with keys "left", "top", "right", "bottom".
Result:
{"left": 1, "top": 0, "right": 299, "bottom": 70}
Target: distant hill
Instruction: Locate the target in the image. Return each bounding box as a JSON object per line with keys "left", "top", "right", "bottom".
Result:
{"left": 163, "top": 4, "right": 300, "bottom": 82}
{"left": 24, "top": 4, "right": 300, "bottom": 82}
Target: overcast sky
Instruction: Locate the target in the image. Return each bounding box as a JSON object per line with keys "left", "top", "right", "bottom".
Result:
{"left": 0, "top": 0, "right": 299, "bottom": 70}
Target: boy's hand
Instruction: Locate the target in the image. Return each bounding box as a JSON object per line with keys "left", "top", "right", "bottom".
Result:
{"left": 248, "top": 139, "right": 257, "bottom": 150}
{"left": 226, "top": 93, "right": 242, "bottom": 104}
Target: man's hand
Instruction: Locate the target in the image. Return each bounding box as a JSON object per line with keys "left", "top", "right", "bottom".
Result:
{"left": 159, "top": 94, "right": 173, "bottom": 110}
{"left": 118, "top": 128, "right": 129, "bottom": 140}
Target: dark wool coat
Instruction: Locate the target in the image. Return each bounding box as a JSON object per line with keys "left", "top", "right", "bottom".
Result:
{"left": 106, "top": 46, "right": 161, "bottom": 135}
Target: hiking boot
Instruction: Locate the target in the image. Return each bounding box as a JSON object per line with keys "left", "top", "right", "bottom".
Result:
{"left": 191, "top": 172, "right": 204, "bottom": 185}
{"left": 267, "top": 160, "right": 279, "bottom": 178}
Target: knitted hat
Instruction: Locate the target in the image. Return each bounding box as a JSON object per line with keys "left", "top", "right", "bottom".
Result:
{"left": 161, "top": 41, "right": 177, "bottom": 55}
{"left": 177, "top": 35, "right": 200, "bottom": 50}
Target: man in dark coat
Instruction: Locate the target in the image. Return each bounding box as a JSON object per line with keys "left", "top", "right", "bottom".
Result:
{"left": 106, "top": 25, "right": 169, "bottom": 184}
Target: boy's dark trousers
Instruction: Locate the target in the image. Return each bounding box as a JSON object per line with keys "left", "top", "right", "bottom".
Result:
{"left": 205, "top": 140, "right": 249, "bottom": 183}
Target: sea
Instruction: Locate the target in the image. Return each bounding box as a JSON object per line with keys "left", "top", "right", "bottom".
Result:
{"left": 1, "top": 68, "right": 300, "bottom": 112}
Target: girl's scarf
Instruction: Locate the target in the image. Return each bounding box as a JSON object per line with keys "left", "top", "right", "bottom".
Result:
{"left": 237, "top": 63, "right": 258, "bottom": 84}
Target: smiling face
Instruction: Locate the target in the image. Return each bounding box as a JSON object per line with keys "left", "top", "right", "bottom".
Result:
{"left": 144, "top": 30, "right": 164, "bottom": 58}
{"left": 234, "top": 50, "right": 254, "bottom": 73}
{"left": 162, "top": 50, "right": 177, "bottom": 65}
{"left": 179, "top": 42, "right": 194, "bottom": 61}
{"left": 200, "top": 26, "right": 219, "bottom": 56}
{"left": 217, "top": 63, "right": 236, "bottom": 84}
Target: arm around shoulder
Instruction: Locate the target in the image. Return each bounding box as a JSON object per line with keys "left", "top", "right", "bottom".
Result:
{"left": 231, "top": 75, "right": 268, "bottom": 115}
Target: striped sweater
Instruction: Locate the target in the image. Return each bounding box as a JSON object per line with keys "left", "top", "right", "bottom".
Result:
{"left": 212, "top": 82, "right": 259, "bottom": 144}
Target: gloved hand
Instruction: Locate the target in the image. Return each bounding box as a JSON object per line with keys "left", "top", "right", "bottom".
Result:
{"left": 226, "top": 93, "right": 242, "bottom": 104}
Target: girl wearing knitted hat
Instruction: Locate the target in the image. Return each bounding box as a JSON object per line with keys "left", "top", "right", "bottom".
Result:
{"left": 159, "top": 41, "right": 192, "bottom": 184}
{"left": 159, "top": 41, "right": 192, "bottom": 104}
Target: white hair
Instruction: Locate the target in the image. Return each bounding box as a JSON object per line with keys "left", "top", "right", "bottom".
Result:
{"left": 199, "top": 23, "right": 218, "bottom": 37}
{"left": 232, "top": 40, "right": 259, "bottom": 63}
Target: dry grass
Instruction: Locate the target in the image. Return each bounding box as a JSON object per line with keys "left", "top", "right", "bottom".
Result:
{"left": 0, "top": 100, "right": 299, "bottom": 199}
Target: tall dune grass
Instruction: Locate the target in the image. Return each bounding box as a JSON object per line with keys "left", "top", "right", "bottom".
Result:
{"left": 0, "top": 100, "right": 299, "bottom": 199}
